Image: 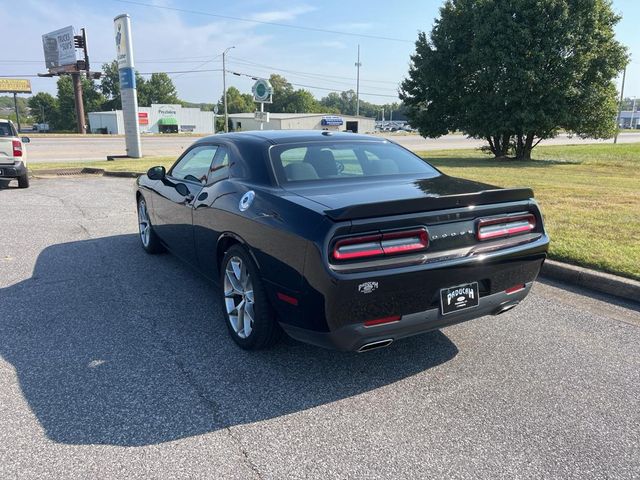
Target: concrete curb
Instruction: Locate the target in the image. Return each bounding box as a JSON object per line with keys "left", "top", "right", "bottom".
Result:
{"left": 32, "top": 168, "right": 142, "bottom": 178}
{"left": 541, "top": 259, "right": 639, "bottom": 303}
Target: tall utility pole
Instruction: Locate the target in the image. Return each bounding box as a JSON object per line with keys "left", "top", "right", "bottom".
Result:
{"left": 222, "top": 46, "right": 235, "bottom": 133}
{"left": 355, "top": 44, "right": 361, "bottom": 116}
{"left": 12, "top": 93, "right": 21, "bottom": 132}
{"left": 614, "top": 65, "right": 627, "bottom": 144}
{"left": 71, "top": 73, "right": 86, "bottom": 134}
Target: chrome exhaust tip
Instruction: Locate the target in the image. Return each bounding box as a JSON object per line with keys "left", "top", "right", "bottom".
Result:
{"left": 358, "top": 338, "right": 393, "bottom": 353}
{"left": 493, "top": 302, "right": 519, "bottom": 315}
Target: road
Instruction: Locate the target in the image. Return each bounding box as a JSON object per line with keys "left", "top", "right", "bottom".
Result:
{"left": 0, "top": 176, "right": 638, "bottom": 479}
{"left": 25, "top": 131, "right": 640, "bottom": 162}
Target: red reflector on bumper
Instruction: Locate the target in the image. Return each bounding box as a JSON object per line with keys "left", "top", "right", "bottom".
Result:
{"left": 505, "top": 284, "right": 526, "bottom": 294}
{"left": 364, "top": 315, "right": 401, "bottom": 327}
{"left": 277, "top": 292, "right": 298, "bottom": 306}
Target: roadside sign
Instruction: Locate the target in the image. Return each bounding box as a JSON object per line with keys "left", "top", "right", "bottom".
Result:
{"left": 321, "top": 115, "right": 344, "bottom": 126}
{"left": 254, "top": 111, "right": 270, "bottom": 122}
{"left": 113, "top": 14, "right": 142, "bottom": 158}
{"left": 0, "top": 78, "right": 32, "bottom": 94}
{"left": 42, "top": 26, "right": 76, "bottom": 69}
{"left": 252, "top": 79, "right": 273, "bottom": 103}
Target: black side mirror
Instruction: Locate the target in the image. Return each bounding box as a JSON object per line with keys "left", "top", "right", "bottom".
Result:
{"left": 21, "top": 137, "right": 30, "bottom": 143}
{"left": 147, "top": 166, "right": 166, "bottom": 180}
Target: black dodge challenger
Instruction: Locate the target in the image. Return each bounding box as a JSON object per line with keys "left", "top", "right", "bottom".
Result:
{"left": 136, "top": 131, "right": 549, "bottom": 352}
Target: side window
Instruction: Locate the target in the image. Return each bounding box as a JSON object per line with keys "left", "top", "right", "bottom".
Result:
{"left": 171, "top": 145, "right": 218, "bottom": 183}
{"left": 208, "top": 147, "right": 231, "bottom": 184}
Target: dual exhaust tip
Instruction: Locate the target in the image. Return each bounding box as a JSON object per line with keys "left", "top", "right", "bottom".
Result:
{"left": 358, "top": 302, "right": 520, "bottom": 352}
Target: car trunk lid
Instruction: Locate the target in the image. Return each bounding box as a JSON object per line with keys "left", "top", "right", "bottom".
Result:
{"left": 283, "top": 174, "right": 533, "bottom": 221}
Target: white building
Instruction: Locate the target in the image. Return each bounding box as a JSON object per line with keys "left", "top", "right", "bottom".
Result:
{"left": 227, "top": 113, "right": 376, "bottom": 134}
{"left": 88, "top": 104, "right": 216, "bottom": 134}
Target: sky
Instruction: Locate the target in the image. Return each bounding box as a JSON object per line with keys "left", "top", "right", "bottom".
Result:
{"left": 1, "top": 0, "right": 639, "bottom": 106}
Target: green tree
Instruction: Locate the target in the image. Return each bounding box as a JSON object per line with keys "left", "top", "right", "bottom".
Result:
{"left": 139, "top": 73, "right": 179, "bottom": 105}
{"left": 400, "top": 0, "right": 628, "bottom": 159}
{"left": 56, "top": 75, "right": 105, "bottom": 131}
{"left": 217, "top": 86, "right": 255, "bottom": 114}
{"left": 28, "top": 92, "right": 58, "bottom": 125}
{"left": 100, "top": 60, "right": 149, "bottom": 109}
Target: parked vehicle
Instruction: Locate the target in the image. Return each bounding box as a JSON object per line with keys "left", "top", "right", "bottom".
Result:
{"left": 0, "top": 119, "right": 30, "bottom": 188}
{"left": 136, "top": 131, "right": 549, "bottom": 352}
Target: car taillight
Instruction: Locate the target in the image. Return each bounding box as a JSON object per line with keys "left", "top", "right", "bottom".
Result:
{"left": 12, "top": 140, "right": 22, "bottom": 157}
{"left": 476, "top": 214, "right": 535, "bottom": 241}
{"left": 332, "top": 228, "right": 429, "bottom": 261}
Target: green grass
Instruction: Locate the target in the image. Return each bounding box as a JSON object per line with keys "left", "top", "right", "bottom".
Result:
{"left": 30, "top": 143, "right": 640, "bottom": 280}
{"left": 30, "top": 157, "right": 177, "bottom": 173}
{"left": 419, "top": 143, "right": 640, "bottom": 281}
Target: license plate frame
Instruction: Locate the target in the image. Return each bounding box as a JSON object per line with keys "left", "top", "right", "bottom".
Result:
{"left": 440, "top": 282, "right": 480, "bottom": 315}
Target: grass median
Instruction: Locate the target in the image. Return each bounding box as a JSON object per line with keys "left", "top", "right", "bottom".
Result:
{"left": 420, "top": 143, "right": 640, "bottom": 281}
{"left": 29, "top": 142, "right": 640, "bottom": 280}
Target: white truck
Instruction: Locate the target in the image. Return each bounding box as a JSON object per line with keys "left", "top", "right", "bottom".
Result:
{"left": 0, "top": 119, "right": 30, "bottom": 188}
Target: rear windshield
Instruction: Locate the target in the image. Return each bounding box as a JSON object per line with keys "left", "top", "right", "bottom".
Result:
{"left": 0, "top": 123, "right": 16, "bottom": 137}
{"left": 269, "top": 141, "right": 440, "bottom": 183}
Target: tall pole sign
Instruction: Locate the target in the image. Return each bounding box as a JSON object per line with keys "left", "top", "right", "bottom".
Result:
{"left": 252, "top": 79, "right": 273, "bottom": 131}
{"left": 114, "top": 14, "right": 142, "bottom": 158}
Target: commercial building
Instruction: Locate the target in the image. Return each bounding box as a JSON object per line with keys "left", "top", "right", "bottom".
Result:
{"left": 227, "top": 113, "right": 376, "bottom": 133}
{"left": 88, "top": 104, "right": 216, "bottom": 134}
{"left": 618, "top": 110, "right": 639, "bottom": 129}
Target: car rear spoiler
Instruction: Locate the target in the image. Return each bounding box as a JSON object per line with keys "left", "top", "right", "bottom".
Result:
{"left": 323, "top": 188, "right": 535, "bottom": 221}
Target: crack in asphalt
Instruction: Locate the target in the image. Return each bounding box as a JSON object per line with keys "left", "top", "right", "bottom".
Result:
{"left": 135, "top": 311, "right": 263, "bottom": 480}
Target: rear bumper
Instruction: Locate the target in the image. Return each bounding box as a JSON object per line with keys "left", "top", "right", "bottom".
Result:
{"left": 281, "top": 281, "right": 533, "bottom": 351}
{"left": 0, "top": 161, "right": 27, "bottom": 178}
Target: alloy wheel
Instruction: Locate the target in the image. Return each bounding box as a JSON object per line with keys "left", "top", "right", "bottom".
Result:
{"left": 224, "top": 256, "right": 255, "bottom": 339}
{"left": 138, "top": 199, "right": 150, "bottom": 247}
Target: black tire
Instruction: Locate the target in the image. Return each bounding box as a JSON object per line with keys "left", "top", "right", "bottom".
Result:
{"left": 17, "top": 173, "right": 29, "bottom": 189}
{"left": 220, "top": 244, "right": 282, "bottom": 350}
{"left": 137, "top": 196, "right": 165, "bottom": 254}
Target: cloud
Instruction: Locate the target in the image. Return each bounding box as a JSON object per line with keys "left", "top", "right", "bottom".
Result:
{"left": 250, "top": 5, "right": 315, "bottom": 23}
{"left": 315, "top": 40, "right": 348, "bottom": 50}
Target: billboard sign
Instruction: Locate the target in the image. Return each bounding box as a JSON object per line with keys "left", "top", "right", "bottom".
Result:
{"left": 42, "top": 26, "right": 76, "bottom": 69}
{"left": 0, "top": 78, "right": 32, "bottom": 94}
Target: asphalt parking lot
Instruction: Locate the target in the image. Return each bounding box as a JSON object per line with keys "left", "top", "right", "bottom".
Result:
{"left": 1, "top": 176, "right": 639, "bottom": 479}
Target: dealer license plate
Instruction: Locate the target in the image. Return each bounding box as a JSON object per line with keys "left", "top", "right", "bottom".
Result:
{"left": 440, "top": 282, "right": 479, "bottom": 315}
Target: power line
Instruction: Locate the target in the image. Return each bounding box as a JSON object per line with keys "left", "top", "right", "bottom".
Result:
{"left": 112, "top": 0, "right": 413, "bottom": 43}
{"left": 229, "top": 57, "right": 400, "bottom": 85}
{"left": 228, "top": 69, "right": 399, "bottom": 98}
{"left": 226, "top": 60, "right": 398, "bottom": 93}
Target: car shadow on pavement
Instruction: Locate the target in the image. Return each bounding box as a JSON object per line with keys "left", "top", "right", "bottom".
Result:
{"left": 0, "top": 234, "right": 458, "bottom": 447}
{"left": 0, "top": 178, "right": 17, "bottom": 189}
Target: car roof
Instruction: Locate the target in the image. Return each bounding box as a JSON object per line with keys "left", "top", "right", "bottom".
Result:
{"left": 194, "top": 129, "right": 387, "bottom": 146}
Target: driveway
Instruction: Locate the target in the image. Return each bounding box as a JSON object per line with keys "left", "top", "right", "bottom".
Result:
{"left": 0, "top": 176, "right": 638, "bottom": 479}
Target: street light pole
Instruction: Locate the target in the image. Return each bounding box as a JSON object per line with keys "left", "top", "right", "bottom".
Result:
{"left": 630, "top": 96, "right": 637, "bottom": 129}
{"left": 614, "top": 65, "right": 627, "bottom": 144}
{"left": 355, "top": 44, "right": 361, "bottom": 116}
{"left": 222, "top": 46, "right": 235, "bottom": 133}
